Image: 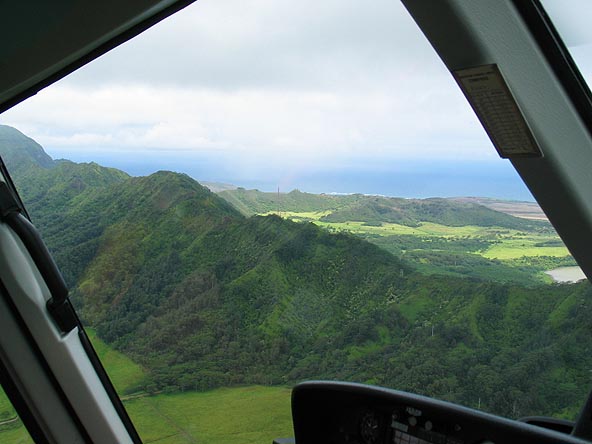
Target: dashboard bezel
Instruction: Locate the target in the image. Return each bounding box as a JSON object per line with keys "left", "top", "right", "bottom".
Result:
{"left": 292, "top": 381, "right": 590, "bottom": 444}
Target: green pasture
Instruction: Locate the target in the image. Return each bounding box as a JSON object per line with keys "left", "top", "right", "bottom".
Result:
{"left": 0, "top": 425, "right": 30, "bottom": 444}
{"left": 0, "top": 389, "right": 23, "bottom": 443}
{"left": 0, "top": 328, "right": 293, "bottom": 444}
{"left": 0, "top": 389, "right": 15, "bottom": 422}
{"left": 86, "top": 329, "right": 293, "bottom": 443}
{"left": 482, "top": 241, "right": 569, "bottom": 260}
{"left": 126, "top": 386, "right": 292, "bottom": 444}
{"left": 272, "top": 211, "right": 571, "bottom": 261}
{"left": 316, "top": 220, "right": 490, "bottom": 237}
{"left": 262, "top": 210, "right": 332, "bottom": 221}
{"left": 0, "top": 385, "right": 292, "bottom": 444}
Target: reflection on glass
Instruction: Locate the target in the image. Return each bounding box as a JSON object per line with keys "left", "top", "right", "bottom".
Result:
{"left": 540, "top": 0, "right": 592, "bottom": 86}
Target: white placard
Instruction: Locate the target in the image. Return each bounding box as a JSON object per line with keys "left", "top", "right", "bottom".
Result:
{"left": 454, "top": 64, "right": 542, "bottom": 158}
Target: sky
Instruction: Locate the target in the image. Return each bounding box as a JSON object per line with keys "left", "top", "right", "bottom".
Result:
{"left": 0, "top": 0, "right": 558, "bottom": 200}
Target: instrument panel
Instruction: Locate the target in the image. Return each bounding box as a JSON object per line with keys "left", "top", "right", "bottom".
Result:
{"left": 291, "top": 382, "right": 589, "bottom": 444}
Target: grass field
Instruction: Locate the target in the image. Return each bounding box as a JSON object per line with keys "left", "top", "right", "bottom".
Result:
{"left": 264, "top": 210, "right": 332, "bottom": 221}
{"left": 0, "top": 389, "right": 15, "bottom": 421}
{"left": 0, "top": 385, "right": 292, "bottom": 444}
{"left": 0, "top": 424, "right": 31, "bottom": 444}
{"left": 0, "top": 330, "right": 293, "bottom": 444}
{"left": 0, "top": 375, "right": 24, "bottom": 442}
{"left": 481, "top": 241, "right": 569, "bottom": 260}
{"left": 269, "top": 211, "right": 571, "bottom": 261}
{"left": 126, "top": 386, "right": 292, "bottom": 444}
{"left": 318, "top": 220, "right": 489, "bottom": 237}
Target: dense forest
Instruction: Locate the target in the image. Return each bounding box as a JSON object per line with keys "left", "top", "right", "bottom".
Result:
{"left": 1, "top": 124, "right": 591, "bottom": 420}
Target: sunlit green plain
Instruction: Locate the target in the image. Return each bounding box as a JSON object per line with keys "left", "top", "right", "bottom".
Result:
{"left": 126, "top": 386, "right": 292, "bottom": 444}
{"left": 268, "top": 211, "right": 571, "bottom": 260}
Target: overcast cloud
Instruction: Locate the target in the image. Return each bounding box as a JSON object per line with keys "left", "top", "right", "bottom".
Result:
{"left": 0, "top": 0, "right": 519, "bottom": 195}
{"left": 58, "top": 0, "right": 444, "bottom": 90}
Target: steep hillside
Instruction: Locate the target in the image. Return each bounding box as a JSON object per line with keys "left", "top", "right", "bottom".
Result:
{"left": 0, "top": 124, "right": 54, "bottom": 173}
{"left": 19, "top": 160, "right": 129, "bottom": 218}
{"left": 0, "top": 133, "right": 130, "bottom": 284}
{"left": 70, "top": 171, "right": 247, "bottom": 330}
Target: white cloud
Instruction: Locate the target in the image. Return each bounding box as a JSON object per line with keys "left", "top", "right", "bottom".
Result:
{"left": 0, "top": 0, "right": 500, "bottom": 179}
{"left": 2, "top": 80, "right": 491, "bottom": 161}
{"left": 59, "top": 0, "right": 441, "bottom": 91}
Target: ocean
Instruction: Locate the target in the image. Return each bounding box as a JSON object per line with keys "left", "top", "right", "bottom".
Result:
{"left": 46, "top": 149, "right": 534, "bottom": 201}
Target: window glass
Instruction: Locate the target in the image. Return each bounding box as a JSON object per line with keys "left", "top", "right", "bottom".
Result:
{"left": 0, "top": 1, "right": 590, "bottom": 443}
{"left": 540, "top": 0, "right": 592, "bottom": 87}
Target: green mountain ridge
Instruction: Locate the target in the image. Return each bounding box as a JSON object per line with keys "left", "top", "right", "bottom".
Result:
{"left": 218, "top": 188, "right": 549, "bottom": 231}
{"left": 0, "top": 124, "right": 54, "bottom": 172}
{"left": 320, "top": 196, "right": 545, "bottom": 230}
{"left": 0, "top": 125, "right": 591, "bottom": 420}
